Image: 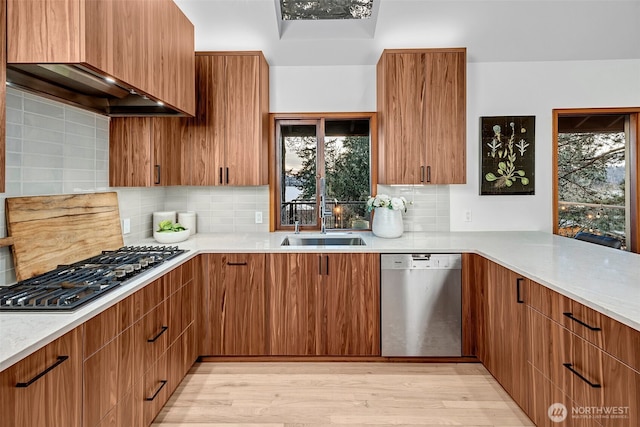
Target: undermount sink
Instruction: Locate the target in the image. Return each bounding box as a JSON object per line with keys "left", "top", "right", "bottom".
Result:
{"left": 281, "top": 234, "right": 366, "bottom": 246}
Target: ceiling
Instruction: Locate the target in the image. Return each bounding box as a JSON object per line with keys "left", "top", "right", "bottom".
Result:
{"left": 174, "top": 0, "right": 640, "bottom": 66}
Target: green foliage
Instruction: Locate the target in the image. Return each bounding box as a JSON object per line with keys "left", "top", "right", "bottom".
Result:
{"left": 557, "top": 131, "right": 626, "bottom": 245}
{"left": 292, "top": 135, "right": 370, "bottom": 222}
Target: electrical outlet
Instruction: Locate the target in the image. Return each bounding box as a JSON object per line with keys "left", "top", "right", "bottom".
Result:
{"left": 122, "top": 218, "right": 131, "bottom": 234}
{"left": 255, "top": 211, "right": 263, "bottom": 224}
{"left": 464, "top": 211, "right": 472, "bottom": 222}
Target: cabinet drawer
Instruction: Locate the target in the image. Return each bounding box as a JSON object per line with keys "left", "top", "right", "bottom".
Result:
{"left": 529, "top": 363, "right": 593, "bottom": 427}
{"left": 528, "top": 306, "right": 572, "bottom": 396}
{"left": 527, "top": 279, "right": 572, "bottom": 328}
{"left": 94, "top": 386, "right": 141, "bottom": 427}
{"left": 0, "top": 328, "right": 82, "bottom": 427}
{"left": 569, "top": 334, "right": 640, "bottom": 427}
{"left": 84, "top": 294, "right": 136, "bottom": 358}
{"left": 139, "top": 301, "right": 168, "bottom": 365}
{"left": 83, "top": 326, "right": 137, "bottom": 427}
{"left": 137, "top": 277, "right": 167, "bottom": 317}
{"left": 140, "top": 352, "right": 169, "bottom": 426}
{"left": 565, "top": 300, "right": 640, "bottom": 373}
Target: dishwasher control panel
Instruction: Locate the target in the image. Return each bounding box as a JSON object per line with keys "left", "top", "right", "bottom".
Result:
{"left": 381, "top": 254, "right": 462, "bottom": 270}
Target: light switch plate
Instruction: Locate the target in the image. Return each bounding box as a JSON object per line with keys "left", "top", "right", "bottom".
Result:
{"left": 255, "top": 211, "right": 263, "bottom": 224}
{"left": 122, "top": 218, "right": 131, "bottom": 234}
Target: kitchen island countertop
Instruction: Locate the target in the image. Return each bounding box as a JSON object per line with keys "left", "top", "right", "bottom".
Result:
{"left": 1, "top": 230, "right": 639, "bottom": 371}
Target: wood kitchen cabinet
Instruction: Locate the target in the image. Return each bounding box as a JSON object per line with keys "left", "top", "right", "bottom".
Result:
{"left": 109, "top": 117, "right": 188, "bottom": 187}
{"left": 1, "top": 0, "right": 5, "bottom": 193}
{"left": 0, "top": 327, "right": 82, "bottom": 427}
{"left": 206, "top": 253, "right": 268, "bottom": 355}
{"left": 7, "top": 0, "right": 195, "bottom": 115}
{"left": 267, "top": 253, "right": 380, "bottom": 356}
{"left": 184, "top": 52, "right": 269, "bottom": 186}
{"left": 377, "top": 48, "right": 466, "bottom": 184}
{"left": 82, "top": 258, "right": 198, "bottom": 427}
{"left": 482, "top": 260, "right": 529, "bottom": 414}
{"left": 527, "top": 279, "right": 640, "bottom": 426}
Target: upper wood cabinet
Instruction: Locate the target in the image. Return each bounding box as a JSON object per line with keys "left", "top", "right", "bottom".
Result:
{"left": 1, "top": 0, "right": 5, "bottom": 193}
{"left": 0, "top": 327, "right": 82, "bottom": 427}
{"left": 7, "top": 0, "right": 195, "bottom": 115}
{"left": 184, "top": 52, "right": 269, "bottom": 186}
{"left": 109, "top": 117, "right": 187, "bottom": 187}
{"left": 377, "top": 48, "right": 466, "bottom": 185}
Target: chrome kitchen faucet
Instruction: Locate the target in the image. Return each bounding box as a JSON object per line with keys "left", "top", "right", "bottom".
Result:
{"left": 319, "top": 177, "right": 332, "bottom": 234}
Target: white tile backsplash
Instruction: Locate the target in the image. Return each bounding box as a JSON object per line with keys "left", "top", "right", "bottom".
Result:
{"left": 377, "top": 185, "right": 451, "bottom": 232}
{"left": 0, "top": 88, "right": 113, "bottom": 285}
{"left": 164, "top": 186, "right": 271, "bottom": 234}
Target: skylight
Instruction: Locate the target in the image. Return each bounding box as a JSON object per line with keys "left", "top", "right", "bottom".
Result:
{"left": 280, "top": 0, "right": 373, "bottom": 21}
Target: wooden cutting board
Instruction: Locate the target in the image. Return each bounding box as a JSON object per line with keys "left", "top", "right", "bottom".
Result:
{"left": 2, "top": 192, "right": 124, "bottom": 281}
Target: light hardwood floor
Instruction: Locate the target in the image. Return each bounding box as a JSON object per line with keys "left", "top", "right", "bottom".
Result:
{"left": 153, "top": 362, "right": 534, "bottom": 427}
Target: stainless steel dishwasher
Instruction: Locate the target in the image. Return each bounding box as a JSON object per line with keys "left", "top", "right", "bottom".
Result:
{"left": 381, "top": 254, "right": 462, "bottom": 357}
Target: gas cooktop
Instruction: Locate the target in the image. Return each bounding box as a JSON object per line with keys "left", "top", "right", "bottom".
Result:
{"left": 0, "top": 246, "right": 186, "bottom": 312}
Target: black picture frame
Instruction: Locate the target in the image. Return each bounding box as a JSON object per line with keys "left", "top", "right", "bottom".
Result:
{"left": 480, "top": 115, "right": 535, "bottom": 195}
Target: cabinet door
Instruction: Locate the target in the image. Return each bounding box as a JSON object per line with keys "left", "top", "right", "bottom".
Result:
{"left": 484, "top": 261, "right": 529, "bottom": 413}
{"left": 424, "top": 50, "right": 466, "bottom": 184}
{"left": 83, "top": 326, "right": 137, "bottom": 427}
{"left": 225, "top": 54, "right": 268, "bottom": 186}
{"left": 377, "top": 52, "right": 427, "bottom": 184}
{"left": 108, "top": 0, "right": 147, "bottom": 92}
{"left": 188, "top": 55, "right": 226, "bottom": 186}
{"left": 208, "top": 253, "right": 267, "bottom": 355}
{"left": 570, "top": 334, "right": 640, "bottom": 427}
{"left": 151, "top": 118, "right": 187, "bottom": 186}
{"left": 1, "top": 0, "right": 5, "bottom": 193}
{"left": 267, "top": 253, "right": 322, "bottom": 355}
{"left": 140, "top": 352, "right": 169, "bottom": 426}
{"left": 323, "top": 253, "right": 381, "bottom": 356}
{"left": 0, "top": 328, "right": 82, "bottom": 427}
{"left": 109, "top": 118, "right": 152, "bottom": 187}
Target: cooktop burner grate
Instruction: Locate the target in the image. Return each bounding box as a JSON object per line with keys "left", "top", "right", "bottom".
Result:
{"left": 0, "top": 245, "right": 186, "bottom": 311}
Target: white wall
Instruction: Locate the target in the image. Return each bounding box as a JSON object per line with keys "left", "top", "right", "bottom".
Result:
{"left": 454, "top": 59, "right": 640, "bottom": 232}
{"left": 271, "top": 59, "right": 640, "bottom": 232}
{"left": 271, "top": 65, "right": 376, "bottom": 112}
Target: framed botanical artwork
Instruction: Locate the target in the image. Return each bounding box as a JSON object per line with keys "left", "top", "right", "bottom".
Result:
{"left": 480, "top": 115, "right": 535, "bottom": 195}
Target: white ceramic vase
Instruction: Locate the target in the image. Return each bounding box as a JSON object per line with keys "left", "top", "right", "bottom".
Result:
{"left": 372, "top": 208, "right": 403, "bottom": 238}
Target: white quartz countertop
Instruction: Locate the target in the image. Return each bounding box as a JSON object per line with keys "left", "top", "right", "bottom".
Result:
{"left": 1, "top": 231, "right": 639, "bottom": 371}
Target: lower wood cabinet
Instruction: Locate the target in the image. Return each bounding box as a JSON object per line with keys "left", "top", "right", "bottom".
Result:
{"left": 482, "top": 260, "right": 529, "bottom": 413}
{"left": 527, "top": 278, "right": 640, "bottom": 426}
{"left": 0, "top": 327, "right": 82, "bottom": 427}
{"left": 267, "top": 252, "right": 380, "bottom": 356}
{"left": 82, "top": 257, "right": 197, "bottom": 427}
{"left": 206, "top": 253, "right": 267, "bottom": 355}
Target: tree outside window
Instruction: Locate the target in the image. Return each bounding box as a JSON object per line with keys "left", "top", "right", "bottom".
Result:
{"left": 276, "top": 116, "right": 373, "bottom": 231}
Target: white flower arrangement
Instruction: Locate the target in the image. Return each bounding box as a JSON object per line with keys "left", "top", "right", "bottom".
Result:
{"left": 366, "top": 194, "right": 410, "bottom": 212}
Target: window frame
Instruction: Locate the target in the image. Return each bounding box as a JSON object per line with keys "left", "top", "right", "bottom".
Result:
{"left": 269, "top": 112, "right": 378, "bottom": 232}
{"left": 552, "top": 107, "right": 640, "bottom": 253}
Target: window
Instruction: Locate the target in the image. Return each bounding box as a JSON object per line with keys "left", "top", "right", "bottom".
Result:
{"left": 271, "top": 113, "right": 376, "bottom": 231}
{"left": 553, "top": 109, "right": 640, "bottom": 252}
{"left": 279, "top": 0, "right": 373, "bottom": 20}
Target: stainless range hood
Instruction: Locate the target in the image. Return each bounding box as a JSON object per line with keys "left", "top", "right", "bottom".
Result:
{"left": 6, "top": 63, "right": 188, "bottom": 117}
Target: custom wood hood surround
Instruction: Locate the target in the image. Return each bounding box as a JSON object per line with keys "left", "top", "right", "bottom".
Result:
{"left": 6, "top": 0, "right": 195, "bottom": 116}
